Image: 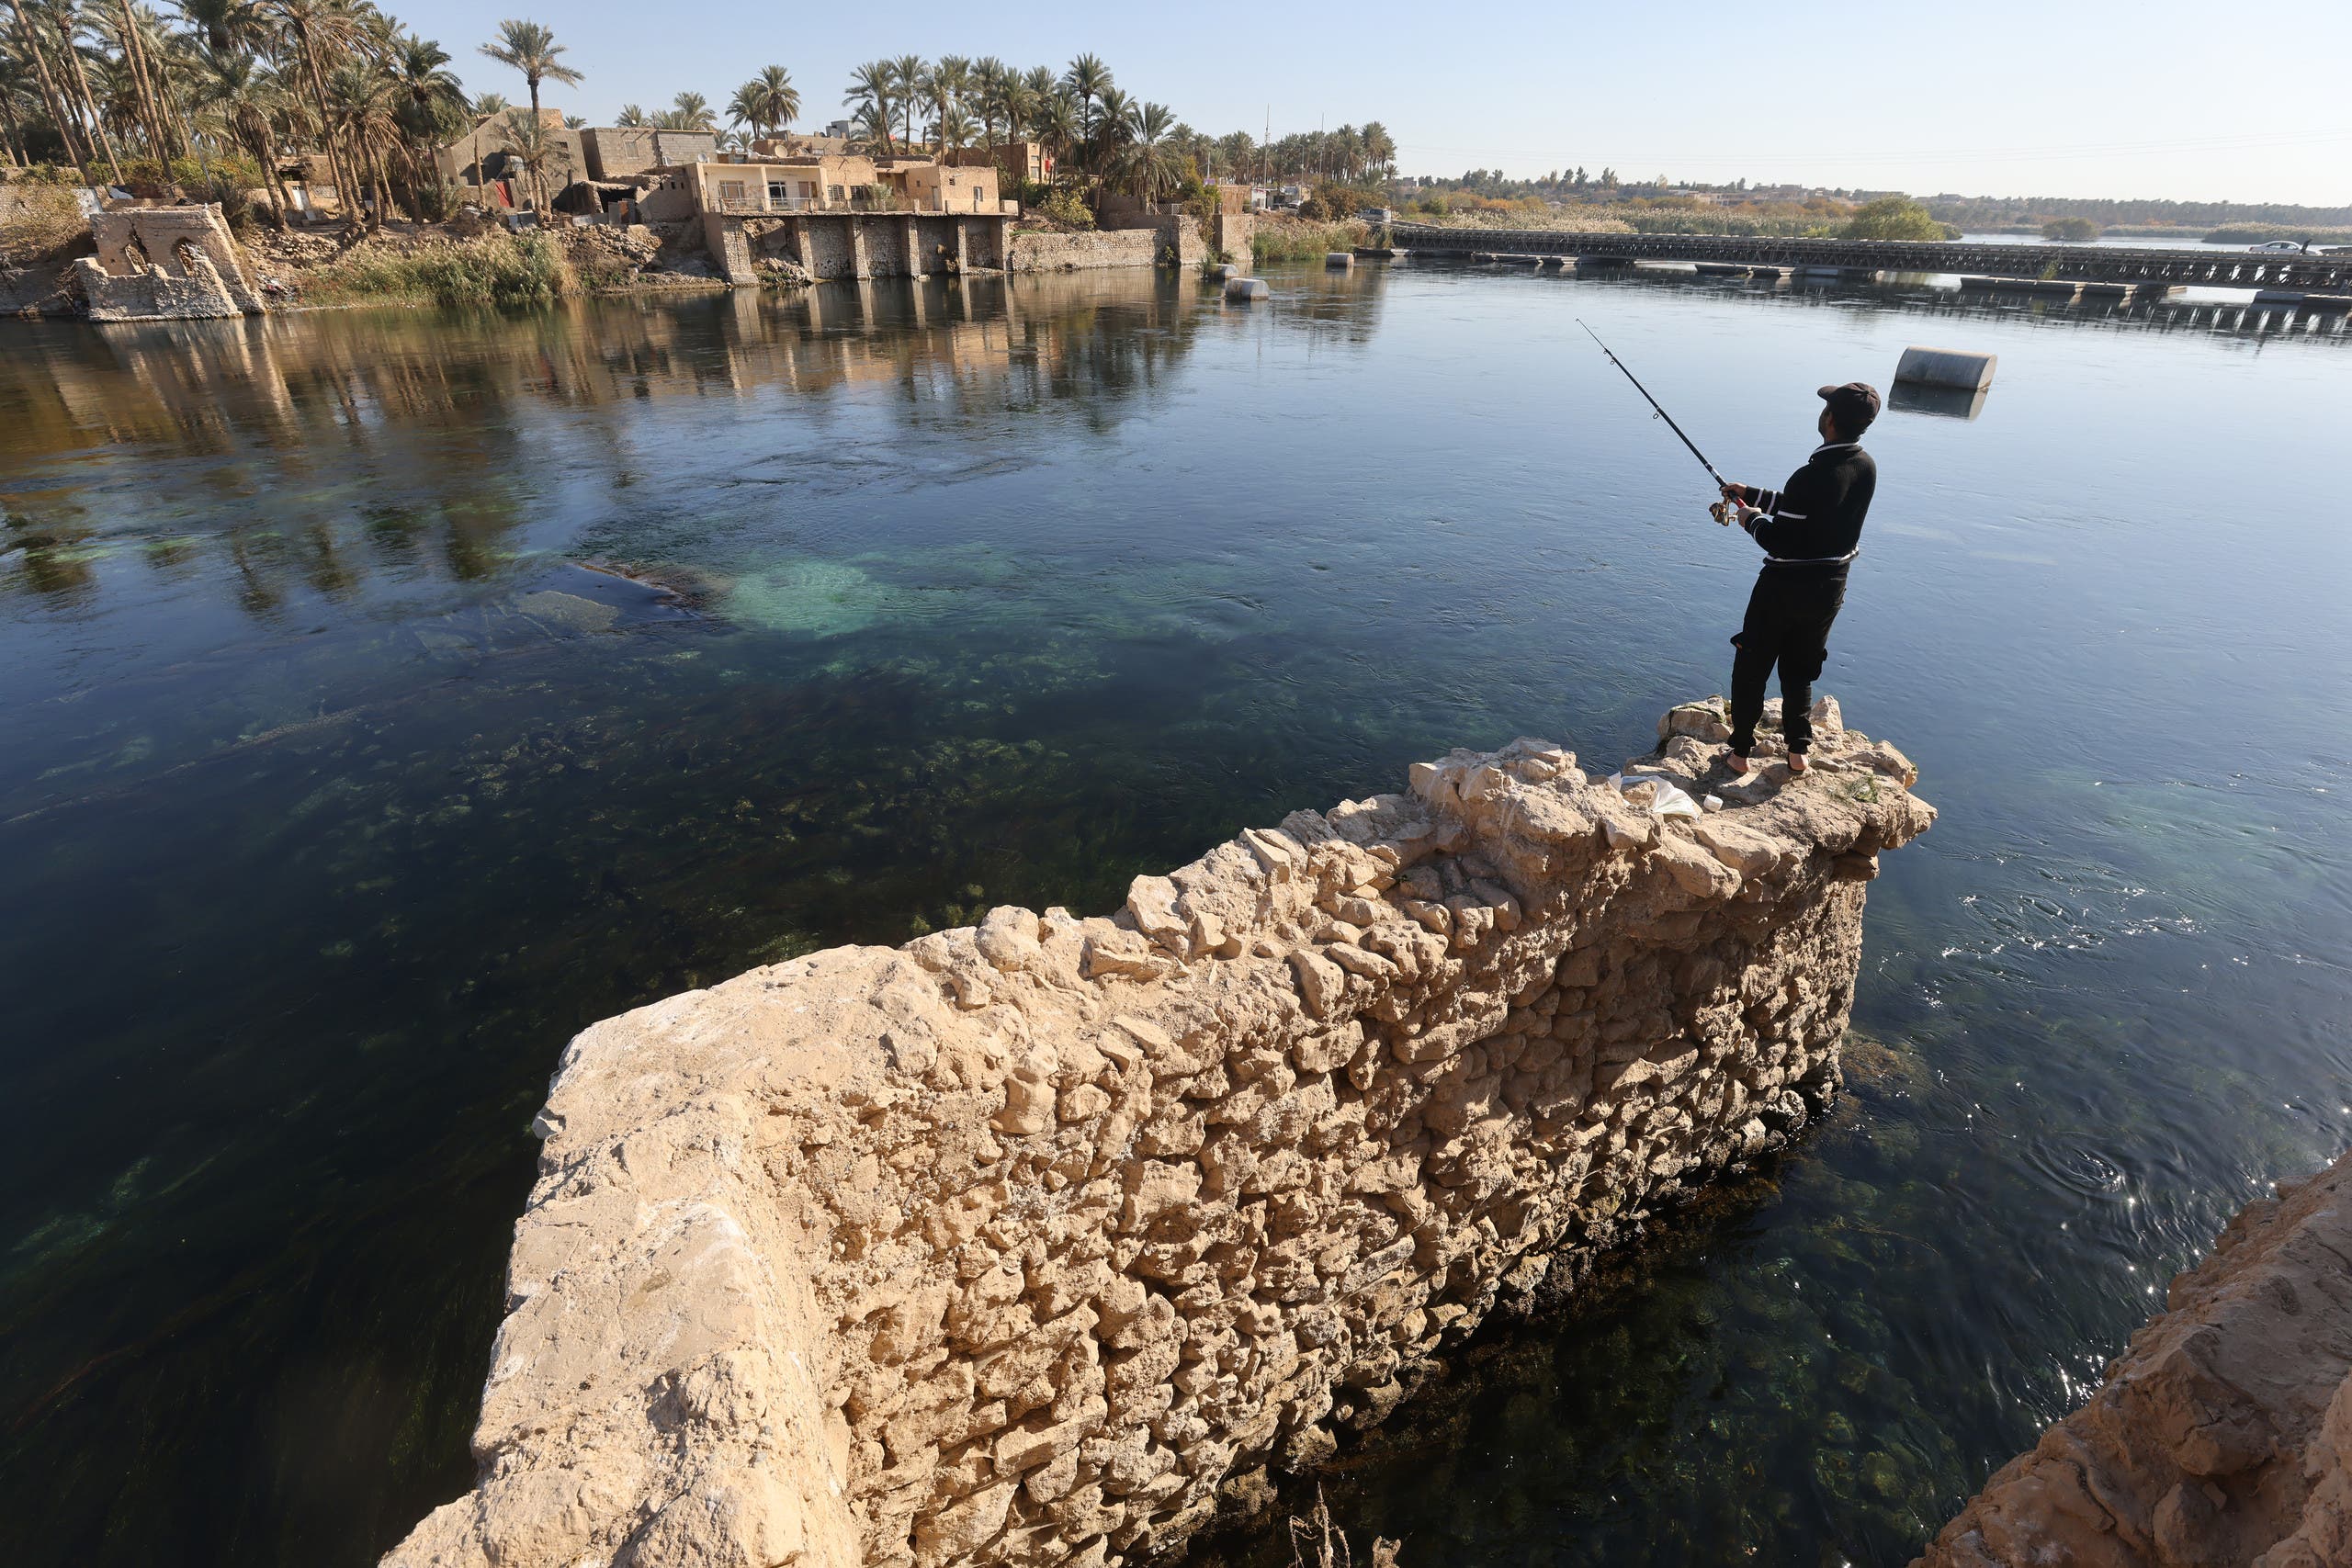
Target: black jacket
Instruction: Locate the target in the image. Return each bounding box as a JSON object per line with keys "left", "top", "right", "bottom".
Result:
{"left": 1733, "top": 442, "right": 1875, "bottom": 576}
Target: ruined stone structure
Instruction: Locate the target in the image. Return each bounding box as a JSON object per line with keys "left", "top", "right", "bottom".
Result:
{"left": 384, "top": 699, "right": 1933, "bottom": 1568}
{"left": 1917, "top": 1148, "right": 2352, "bottom": 1568}
{"left": 73, "top": 205, "right": 265, "bottom": 321}
{"left": 1006, "top": 220, "right": 1203, "bottom": 275}
{"left": 707, "top": 211, "right": 1012, "bottom": 284}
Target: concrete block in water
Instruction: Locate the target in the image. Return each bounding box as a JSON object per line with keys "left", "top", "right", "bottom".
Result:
{"left": 1325, "top": 252, "right": 1354, "bottom": 270}
{"left": 1894, "top": 345, "right": 1998, "bottom": 391}
{"left": 1224, "top": 276, "right": 1270, "bottom": 301}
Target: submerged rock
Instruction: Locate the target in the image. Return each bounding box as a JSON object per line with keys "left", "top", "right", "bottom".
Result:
{"left": 382, "top": 700, "right": 1935, "bottom": 1568}
{"left": 1915, "top": 1149, "right": 2352, "bottom": 1568}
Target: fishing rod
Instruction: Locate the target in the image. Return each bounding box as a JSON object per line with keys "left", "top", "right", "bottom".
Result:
{"left": 1577, "top": 320, "right": 1740, "bottom": 524}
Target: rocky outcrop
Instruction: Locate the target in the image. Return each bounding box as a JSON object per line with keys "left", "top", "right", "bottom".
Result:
{"left": 1917, "top": 1150, "right": 2352, "bottom": 1568}
{"left": 385, "top": 698, "right": 1932, "bottom": 1568}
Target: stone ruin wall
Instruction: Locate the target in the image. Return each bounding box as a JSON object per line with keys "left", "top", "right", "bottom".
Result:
{"left": 1916, "top": 1147, "right": 2352, "bottom": 1568}
{"left": 385, "top": 698, "right": 1934, "bottom": 1568}
{"left": 73, "top": 204, "right": 266, "bottom": 321}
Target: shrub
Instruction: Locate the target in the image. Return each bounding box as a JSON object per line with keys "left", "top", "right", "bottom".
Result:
{"left": 301, "top": 231, "right": 576, "bottom": 310}
{"left": 0, "top": 180, "right": 89, "bottom": 267}
{"left": 1840, "top": 197, "right": 1952, "bottom": 242}
{"left": 1251, "top": 217, "right": 1368, "bottom": 264}
{"left": 2042, "top": 216, "right": 2100, "bottom": 243}
{"left": 1032, "top": 186, "right": 1094, "bottom": 231}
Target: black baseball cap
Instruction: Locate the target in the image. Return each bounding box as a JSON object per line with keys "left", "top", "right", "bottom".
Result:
{"left": 1818, "top": 381, "right": 1882, "bottom": 430}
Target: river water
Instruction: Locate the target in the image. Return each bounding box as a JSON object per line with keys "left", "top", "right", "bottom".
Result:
{"left": 2, "top": 265, "right": 2346, "bottom": 1567}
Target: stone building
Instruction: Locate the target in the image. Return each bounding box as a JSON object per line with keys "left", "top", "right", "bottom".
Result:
{"left": 948, "top": 141, "right": 1051, "bottom": 186}
{"left": 434, "top": 109, "right": 587, "bottom": 209}
{"left": 582, "top": 127, "right": 719, "bottom": 182}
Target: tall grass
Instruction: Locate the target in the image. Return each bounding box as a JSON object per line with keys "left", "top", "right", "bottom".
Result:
{"left": 1251, "top": 219, "right": 1369, "bottom": 264}
{"left": 0, "top": 181, "right": 88, "bottom": 268}
{"left": 300, "top": 231, "right": 576, "bottom": 310}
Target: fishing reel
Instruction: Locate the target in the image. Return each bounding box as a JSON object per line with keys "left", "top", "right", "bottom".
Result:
{"left": 1709, "top": 499, "right": 1741, "bottom": 527}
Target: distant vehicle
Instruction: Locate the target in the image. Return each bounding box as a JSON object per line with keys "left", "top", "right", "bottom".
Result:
{"left": 1359, "top": 207, "right": 1396, "bottom": 225}
{"left": 2246, "top": 240, "right": 2308, "bottom": 254}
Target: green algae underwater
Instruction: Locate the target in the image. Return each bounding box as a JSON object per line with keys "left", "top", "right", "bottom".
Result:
{"left": 2, "top": 265, "right": 2348, "bottom": 1567}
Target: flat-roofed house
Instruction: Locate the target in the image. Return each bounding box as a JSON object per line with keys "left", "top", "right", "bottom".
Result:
{"left": 691, "top": 153, "right": 883, "bottom": 214}
{"left": 581, "top": 127, "right": 719, "bottom": 181}
{"left": 886, "top": 160, "right": 1001, "bottom": 214}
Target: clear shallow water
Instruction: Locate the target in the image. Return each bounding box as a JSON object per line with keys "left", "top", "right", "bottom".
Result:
{"left": 1, "top": 265, "right": 2347, "bottom": 1568}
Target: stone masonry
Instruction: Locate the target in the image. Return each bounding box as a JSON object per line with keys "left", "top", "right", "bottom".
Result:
{"left": 1915, "top": 1148, "right": 2352, "bottom": 1568}
{"left": 74, "top": 204, "right": 265, "bottom": 321}
{"left": 383, "top": 698, "right": 1934, "bottom": 1568}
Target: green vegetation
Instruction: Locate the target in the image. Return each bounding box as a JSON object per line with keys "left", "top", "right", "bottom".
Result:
{"left": 299, "top": 231, "right": 576, "bottom": 310}
{"left": 2041, "top": 217, "right": 2101, "bottom": 243}
{"left": 1840, "top": 197, "right": 1955, "bottom": 242}
{"left": 1029, "top": 188, "right": 1094, "bottom": 231}
{"left": 1251, "top": 218, "right": 1368, "bottom": 264}
{"left": 2203, "top": 224, "right": 2352, "bottom": 245}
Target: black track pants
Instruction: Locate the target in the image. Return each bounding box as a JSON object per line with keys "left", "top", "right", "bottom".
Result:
{"left": 1728, "top": 570, "right": 1847, "bottom": 756}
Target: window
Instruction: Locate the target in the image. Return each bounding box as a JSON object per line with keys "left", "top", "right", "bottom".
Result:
{"left": 797, "top": 181, "right": 817, "bottom": 199}
{"left": 767, "top": 182, "right": 789, "bottom": 204}
{"left": 718, "top": 179, "right": 745, "bottom": 204}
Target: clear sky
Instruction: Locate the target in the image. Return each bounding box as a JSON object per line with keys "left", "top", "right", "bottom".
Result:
{"left": 403, "top": 0, "right": 2352, "bottom": 206}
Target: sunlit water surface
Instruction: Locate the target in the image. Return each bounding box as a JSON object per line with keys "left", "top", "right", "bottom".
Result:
{"left": 2, "top": 265, "right": 2346, "bottom": 1567}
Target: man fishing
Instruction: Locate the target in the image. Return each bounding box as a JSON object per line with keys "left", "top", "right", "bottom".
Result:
{"left": 1713, "top": 381, "right": 1880, "bottom": 776}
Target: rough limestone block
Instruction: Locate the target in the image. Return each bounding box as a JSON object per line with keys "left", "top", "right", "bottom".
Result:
{"left": 1914, "top": 1149, "right": 2352, "bottom": 1568}
{"left": 1224, "top": 276, "right": 1270, "bottom": 301}
{"left": 383, "top": 703, "right": 1936, "bottom": 1568}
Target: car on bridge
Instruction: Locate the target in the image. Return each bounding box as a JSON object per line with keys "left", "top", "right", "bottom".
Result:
{"left": 2246, "top": 240, "right": 2310, "bottom": 254}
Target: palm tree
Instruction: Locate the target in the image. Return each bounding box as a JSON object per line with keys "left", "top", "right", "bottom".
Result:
{"left": 264, "top": 0, "right": 359, "bottom": 220}
{"left": 933, "top": 103, "right": 975, "bottom": 152}
{"left": 4, "top": 2, "right": 87, "bottom": 174}
{"left": 1124, "top": 99, "right": 1175, "bottom": 207}
{"left": 1088, "top": 84, "right": 1130, "bottom": 190}
{"left": 92, "top": 0, "right": 174, "bottom": 165}
{"left": 191, "top": 45, "right": 288, "bottom": 217}
{"left": 886, "top": 53, "right": 921, "bottom": 148}
{"left": 613, "top": 100, "right": 643, "bottom": 127}
{"left": 0, "top": 47, "right": 35, "bottom": 164}
{"left": 847, "top": 97, "right": 888, "bottom": 152}
{"left": 48, "top": 0, "right": 127, "bottom": 182}
{"left": 324, "top": 59, "right": 399, "bottom": 226}
{"left": 919, "top": 53, "right": 965, "bottom": 151}
{"left": 477, "top": 17, "right": 577, "bottom": 118}
{"left": 662, "top": 89, "right": 712, "bottom": 131}
{"left": 1060, "top": 52, "right": 1108, "bottom": 141}
{"left": 843, "top": 58, "right": 892, "bottom": 154}
{"left": 727, "top": 62, "right": 795, "bottom": 142}
{"left": 495, "top": 102, "right": 554, "bottom": 212}
{"left": 389, "top": 33, "right": 465, "bottom": 211}
{"left": 1027, "top": 85, "right": 1075, "bottom": 175}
